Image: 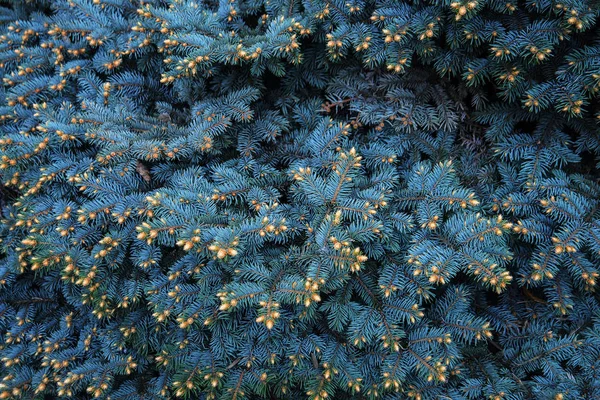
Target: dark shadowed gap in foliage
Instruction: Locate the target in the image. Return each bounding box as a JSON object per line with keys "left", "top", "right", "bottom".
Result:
{"left": 520, "top": 285, "right": 547, "bottom": 307}
{"left": 262, "top": 69, "right": 282, "bottom": 93}
{"left": 0, "top": 185, "right": 18, "bottom": 217}
{"left": 514, "top": 119, "right": 539, "bottom": 135}
{"left": 243, "top": 6, "right": 264, "bottom": 30}
{"left": 578, "top": 151, "right": 599, "bottom": 177}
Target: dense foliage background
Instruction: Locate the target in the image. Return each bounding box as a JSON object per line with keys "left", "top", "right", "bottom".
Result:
{"left": 1, "top": 0, "right": 600, "bottom": 399}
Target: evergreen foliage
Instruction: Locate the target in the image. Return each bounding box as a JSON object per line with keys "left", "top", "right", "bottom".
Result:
{"left": 0, "top": 0, "right": 600, "bottom": 399}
